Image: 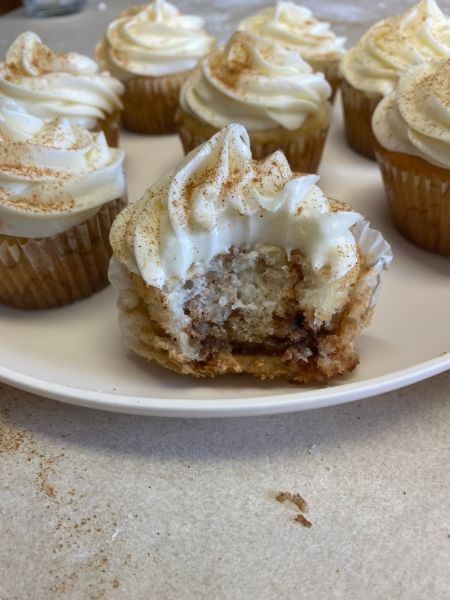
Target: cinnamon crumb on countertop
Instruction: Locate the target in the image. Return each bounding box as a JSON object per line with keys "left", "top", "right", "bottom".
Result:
{"left": 276, "top": 491, "right": 308, "bottom": 513}
{"left": 294, "top": 514, "right": 312, "bottom": 528}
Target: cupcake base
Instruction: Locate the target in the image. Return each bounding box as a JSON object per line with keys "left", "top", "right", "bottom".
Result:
{"left": 176, "top": 105, "right": 330, "bottom": 173}
{"left": 121, "top": 71, "right": 191, "bottom": 135}
{"left": 94, "top": 110, "right": 121, "bottom": 148}
{"left": 375, "top": 143, "right": 450, "bottom": 255}
{"left": 0, "top": 195, "right": 127, "bottom": 309}
{"left": 341, "top": 78, "right": 381, "bottom": 160}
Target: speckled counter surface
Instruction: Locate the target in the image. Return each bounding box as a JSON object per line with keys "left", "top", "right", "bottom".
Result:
{"left": 1, "top": 2, "right": 450, "bottom": 599}
{"left": 1, "top": 373, "right": 450, "bottom": 599}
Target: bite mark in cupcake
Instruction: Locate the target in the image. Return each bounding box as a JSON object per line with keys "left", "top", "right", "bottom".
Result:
{"left": 109, "top": 124, "right": 392, "bottom": 382}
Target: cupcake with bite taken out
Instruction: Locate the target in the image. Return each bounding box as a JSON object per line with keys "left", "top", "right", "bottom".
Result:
{"left": 176, "top": 31, "right": 331, "bottom": 173}
{"left": 95, "top": 0, "right": 215, "bottom": 134}
{"left": 340, "top": 0, "right": 450, "bottom": 159}
{"left": 109, "top": 124, "right": 392, "bottom": 383}
{"left": 0, "top": 99, "right": 126, "bottom": 309}
{"left": 238, "top": 1, "right": 346, "bottom": 100}
{"left": 0, "top": 32, "right": 124, "bottom": 147}
{"left": 373, "top": 59, "right": 450, "bottom": 255}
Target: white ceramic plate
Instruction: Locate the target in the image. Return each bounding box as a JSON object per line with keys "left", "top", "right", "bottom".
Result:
{"left": 1, "top": 104, "right": 449, "bottom": 417}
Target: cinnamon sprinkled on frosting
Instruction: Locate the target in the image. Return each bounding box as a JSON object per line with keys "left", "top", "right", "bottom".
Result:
{"left": 95, "top": 0, "right": 215, "bottom": 79}
{"left": 0, "top": 32, "right": 124, "bottom": 129}
{"left": 180, "top": 32, "right": 331, "bottom": 132}
{"left": 110, "top": 124, "right": 361, "bottom": 291}
{"left": 238, "top": 2, "right": 346, "bottom": 61}
{"left": 373, "top": 59, "right": 450, "bottom": 168}
{"left": 0, "top": 99, "right": 125, "bottom": 238}
{"left": 340, "top": 0, "right": 450, "bottom": 96}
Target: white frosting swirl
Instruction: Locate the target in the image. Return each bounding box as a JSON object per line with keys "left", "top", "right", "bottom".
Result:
{"left": 110, "top": 124, "right": 361, "bottom": 291}
{"left": 96, "top": 0, "right": 215, "bottom": 78}
{"left": 0, "top": 32, "right": 124, "bottom": 130}
{"left": 0, "top": 99, "right": 125, "bottom": 239}
{"left": 373, "top": 59, "right": 450, "bottom": 168}
{"left": 340, "top": 0, "right": 450, "bottom": 96}
{"left": 179, "top": 32, "right": 331, "bottom": 132}
{"left": 238, "top": 2, "right": 346, "bottom": 61}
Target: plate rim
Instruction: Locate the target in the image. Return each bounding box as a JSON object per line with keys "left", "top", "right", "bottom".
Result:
{"left": 0, "top": 353, "right": 448, "bottom": 418}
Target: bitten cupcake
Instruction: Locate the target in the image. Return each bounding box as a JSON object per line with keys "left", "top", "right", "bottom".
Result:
{"left": 0, "top": 32, "right": 124, "bottom": 147}
{"left": 177, "top": 32, "right": 331, "bottom": 173}
{"left": 109, "top": 124, "right": 392, "bottom": 383}
{"left": 238, "top": 1, "right": 346, "bottom": 100}
{"left": 373, "top": 60, "right": 450, "bottom": 255}
{"left": 0, "top": 100, "right": 126, "bottom": 309}
{"left": 340, "top": 0, "right": 450, "bottom": 159}
{"left": 95, "top": 0, "right": 215, "bottom": 134}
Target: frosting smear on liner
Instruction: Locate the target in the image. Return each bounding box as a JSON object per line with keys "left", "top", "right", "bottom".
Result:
{"left": 0, "top": 99, "right": 125, "bottom": 239}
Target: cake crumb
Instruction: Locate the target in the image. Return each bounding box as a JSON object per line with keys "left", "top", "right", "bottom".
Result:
{"left": 294, "top": 514, "right": 312, "bottom": 528}
{"left": 276, "top": 491, "right": 308, "bottom": 513}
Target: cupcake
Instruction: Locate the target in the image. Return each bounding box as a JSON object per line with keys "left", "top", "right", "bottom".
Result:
{"left": 109, "top": 124, "right": 392, "bottom": 383}
{"left": 340, "top": 0, "right": 450, "bottom": 160}
{"left": 0, "top": 99, "right": 126, "bottom": 309}
{"left": 176, "top": 32, "right": 331, "bottom": 173}
{"left": 373, "top": 60, "right": 450, "bottom": 255}
{"left": 238, "top": 1, "right": 346, "bottom": 100}
{"left": 95, "top": 0, "right": 215, "bottom": 134}
{"left": 0, "top": 32, "right": 124, "bottom": 147}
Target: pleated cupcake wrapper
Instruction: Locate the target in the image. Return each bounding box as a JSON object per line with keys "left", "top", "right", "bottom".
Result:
{"left": 250, "top": 126, "right": 329, "bottom": 173}
{"left": 341, "top": 79, "right": 381, "bottom": 160}
{"left": 351, "top": 218, "right": 393, "bottom": 307}
{"left": 95, "top": 110, "right": 121, "bottom": 148}
{"left": 0, "top": 196, "right": 127, "bottom": 310}
{"left": 109, "top": 216, "right": 392, "bottom": 353}
{"left": 109, "top": 257, "right": 143, "bottom": 354}
{"left": 178, "top": 122, "right": 329, "bottom": 174}
{"left": 375, "top": 150, "right": 450, "bottom": 255}
{"left": 308, "top": 58, "right": 341, "bottom": 102}
{"left": 121, "top": 71, "right": 190, "bottom": 134}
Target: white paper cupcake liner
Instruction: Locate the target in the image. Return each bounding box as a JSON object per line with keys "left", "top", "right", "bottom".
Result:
{"left": 0, "top": 196, "right": 126, "bottom": 309}
{"left": 351, "top": 218, "right": 393, "bottom": 306}
{"left": 341, "top": 78, "right": 381, "bottom": 160}
{"left": 375, "top": 149, "right": 450, "bottom": 255}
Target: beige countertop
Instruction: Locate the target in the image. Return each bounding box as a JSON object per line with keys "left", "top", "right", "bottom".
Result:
{"left": 1, "top": 1, "right": 450, "bottom": 598}
{"left": 1, "top": 372, "right": 450, "bottom": 599}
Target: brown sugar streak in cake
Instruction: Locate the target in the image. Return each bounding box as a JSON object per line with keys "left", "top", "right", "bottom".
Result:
{"left": 119, "top": 235, "right": 370, "bottom": 383}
